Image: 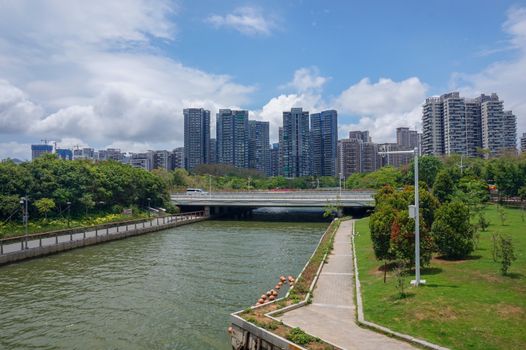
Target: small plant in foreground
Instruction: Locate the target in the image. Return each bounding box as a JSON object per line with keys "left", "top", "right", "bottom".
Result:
{"left": 496, "top": 235, "right": 517, "bottom": 275}
{"left": 478, "top": 213, "right": 490, "bottom": 232}
{"left": 286, "top": 327, "right": 320, "bottom": 345}
{"left": 393, "top": 261, "right": 407, "bottom": 298}
{"left": 497, "top": 205, "right": 507, "bottom": 226}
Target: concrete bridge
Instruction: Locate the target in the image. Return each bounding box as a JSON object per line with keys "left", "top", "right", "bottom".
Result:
{"left": 171, "top": 190, "right": 375, "bottom": 216}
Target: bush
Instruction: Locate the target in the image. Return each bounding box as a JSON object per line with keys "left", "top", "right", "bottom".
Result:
{"left": 286, "top": 327, "right": 320, "bottom": 345}
{"left": 431, "top": 200, "right": 475, "bottom": 259}
{"left": 495, "top": 234, "right": 517, "bottom": 275}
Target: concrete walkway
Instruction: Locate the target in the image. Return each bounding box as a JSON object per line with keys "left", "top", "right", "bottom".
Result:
{"left": 279, "top": 220, "right": 415, "bottom": 350}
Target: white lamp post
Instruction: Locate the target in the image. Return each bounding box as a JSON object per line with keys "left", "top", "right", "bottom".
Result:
{"left": 378, "top": 147, "right": 425, "bottom": 286}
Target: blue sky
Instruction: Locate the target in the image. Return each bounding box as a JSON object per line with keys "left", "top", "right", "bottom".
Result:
{"left": 0, "top": 0, "right": 525, "bottom": 159}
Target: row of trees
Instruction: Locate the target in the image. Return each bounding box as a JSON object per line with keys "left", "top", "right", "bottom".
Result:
{"left": 0, "top": 154, "right": 171, "bottom": 222}
{"left": 347, "top": 153, "right": 526, "bottom": 199}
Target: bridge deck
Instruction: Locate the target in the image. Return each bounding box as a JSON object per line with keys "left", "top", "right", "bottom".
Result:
{"left": 171, "top": 191, "right": 375, "bottom": 207}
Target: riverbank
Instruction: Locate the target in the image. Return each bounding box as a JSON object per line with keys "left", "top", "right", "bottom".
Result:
{"left": 354, "top": 205, "right": 526, "bottom": 350}
{"left": 0, "top": 211, "right": 206, "bottom": 266}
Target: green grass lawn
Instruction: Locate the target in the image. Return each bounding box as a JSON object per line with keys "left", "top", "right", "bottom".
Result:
{"left": 354, "top": 204, "right": 526, "bottom": 350}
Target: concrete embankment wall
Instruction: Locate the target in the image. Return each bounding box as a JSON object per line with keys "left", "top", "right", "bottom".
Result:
{"left": 0, "top": 216, "right": 207, "bottom": 266}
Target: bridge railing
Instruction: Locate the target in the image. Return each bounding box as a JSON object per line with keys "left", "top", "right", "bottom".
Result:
{"left": 0, "top": 211, "right": 205, "bottom": 255}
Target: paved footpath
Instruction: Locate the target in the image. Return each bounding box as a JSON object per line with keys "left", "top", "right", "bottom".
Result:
{"left": 279, "top": 220, "right": 415, "bottom": 350}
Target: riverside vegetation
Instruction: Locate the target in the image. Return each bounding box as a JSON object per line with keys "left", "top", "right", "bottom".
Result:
{"left": 0, "top": 154, "right": 176, "bottom": 238}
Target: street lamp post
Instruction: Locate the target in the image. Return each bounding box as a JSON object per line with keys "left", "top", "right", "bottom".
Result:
{"left": 378, "top": 147, "right": 425, "bottom": 286}
{"left": 20, "top": 196, "right": 28, "bottom": 250}
{"left": 147, "top": 198, "right": 151, "bottom": 218}
{"left": 66, "top": 201, "right": 71, "bottom": 228}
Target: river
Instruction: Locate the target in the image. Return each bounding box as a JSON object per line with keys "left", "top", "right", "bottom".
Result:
{"left": 0, "top": 208, "right": 328, "bottom": 350}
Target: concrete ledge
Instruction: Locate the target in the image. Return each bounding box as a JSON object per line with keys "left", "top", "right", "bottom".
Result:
{"left": 351, "top": 220, "right": 450, "bottom": 350}
{"left": 0, "top": 216, "right": 207, "bottom": 266}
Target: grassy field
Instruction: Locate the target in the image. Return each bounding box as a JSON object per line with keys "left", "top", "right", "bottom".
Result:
{"left": 354, "top": 204, "right": 525, "bottom": 350}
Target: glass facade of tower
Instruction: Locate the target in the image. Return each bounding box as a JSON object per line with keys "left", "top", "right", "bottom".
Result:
{"left": 310, "top": 110, "right": 337, "bottom": 177}
{"left": 183, "top": 108, "right": 210, "bottom": 170}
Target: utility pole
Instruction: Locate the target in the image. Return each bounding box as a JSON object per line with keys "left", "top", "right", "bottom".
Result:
{"left": 378, "top": 148, "right": 425, "bottom": 286}
{"left": 67, "top": 201, "right": 71, "bottom": 228}
{"left": 20, "top": 196, "right": 29, "bottom": 249}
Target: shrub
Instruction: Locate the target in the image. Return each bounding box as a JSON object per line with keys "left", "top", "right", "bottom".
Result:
{"left": 495, "top": 235, "right": 517, "bottom": 275}
{"left": 286, "top": 328, "right": 320, "bottom": 345}
{"left": 431, "top": 200, "right": 475, "bottom": 259}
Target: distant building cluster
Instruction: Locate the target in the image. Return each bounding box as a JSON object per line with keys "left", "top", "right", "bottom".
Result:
{"left": 422, "top": 92, "right": 517, "bottom": 158}
{"left": 28, "top": 91, "right": 520, "bottom": 176}
{"left": 30, "top": 143, "right": 186, "bottom": 171}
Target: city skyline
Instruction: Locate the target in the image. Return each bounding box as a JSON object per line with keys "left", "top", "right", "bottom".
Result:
{"left": 0, "top": 1, "right": 525, "bottom": 160}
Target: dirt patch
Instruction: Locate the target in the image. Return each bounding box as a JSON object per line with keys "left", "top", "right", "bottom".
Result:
{"left": 495, "top": 303, "right": 525, "bottom": 319}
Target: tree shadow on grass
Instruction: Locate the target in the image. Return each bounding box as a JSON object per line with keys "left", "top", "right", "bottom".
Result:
{"left": 424, "top": 283, "right": 459, "bottom": 288}
{"left": 388, "top": 293, "right": 416, "bottom": 302}
{"left": 421, "top": 267, "right": 443, "bottom": 275}
{"left": 506, "top": 272, "right": 524, "bottom": 280}
{"left": 435, "top": 255, "right": 482, "bottom": 261}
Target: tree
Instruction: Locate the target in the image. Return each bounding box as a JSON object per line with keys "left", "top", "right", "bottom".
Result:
{"left": 389, "top": 210, "right": 433, "bottom": 266}
{"left": 406, "top": 155, "right": 443, "bottom": 188}
{"left": 79, "top": 194, "right": 95, "bottom": 215}
{"left": 431, "top": 200, "right": 475, "bottom": 259}
{"left": 433, "top": 169, "right": 455, "bottom": 203}
{"left": 34, "top": 198, "right": 56, "bottom": 220}
{"left": 496, "top": 235, "right": 516, "bottom": 275}
{"left": 369, "top": 207, "right": 396, "bottom": 282}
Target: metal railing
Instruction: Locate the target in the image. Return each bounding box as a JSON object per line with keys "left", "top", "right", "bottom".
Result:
{"left": 0, "top": 211, "right": 205, "bottom": 255}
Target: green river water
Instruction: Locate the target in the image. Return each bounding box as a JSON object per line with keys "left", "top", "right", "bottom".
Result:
{"left": 0, "top": 208, "right": 328, "bottom": 350}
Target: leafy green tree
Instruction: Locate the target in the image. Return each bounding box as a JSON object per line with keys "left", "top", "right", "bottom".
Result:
{"left": 389, "top": 210, "right": 433, "bottom": 266}
{"left": 433, "top": 169, "right": 455, "bottom": 203}
{"left": 496, "top": 235, "right": 516, "bottom": 275}
{"left": 34, "top": 198, "right": 56, "bottom": 220}
{"left": 431, "top": 200, "right": 475, "bottom": 259}
{"left": 369, "top": 207, "right": 396, "bottom": 282}
{"left": 79, "top": 193, "right": 95, "bottom": 215}
{"left": 406, "top": 155, "right": 443, "bottom": 188}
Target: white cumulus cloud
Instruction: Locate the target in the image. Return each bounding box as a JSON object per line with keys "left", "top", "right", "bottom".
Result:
{"left": 206, "top": 7, "right": 278, "bottom": 36}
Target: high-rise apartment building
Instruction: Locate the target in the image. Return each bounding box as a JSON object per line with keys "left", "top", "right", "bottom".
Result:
{"left": 422, "top": 96, "right": 444, "bottom": 156}
{"left": 422, "top": 92, "right": 517, "bottom": 157}
{"left": 248, "top": 120, "right": 270, "bottom": 175}
{"left": 520, "top": 133, "right": 526, "bottom": 153}
{"left": 153, "top": 150, "right": 170, "bottom": 170}
{"left": 209, "top": 138, "right": 217, "bottom": 164}
{"left": 481, "top": 95, "right": 517, "bottom": 157}
{"left": 396, "top": 127, "right": 419, "bottom": 150}
{"left": 216, "top": 109, "right": 249, "bottom": 168}
{"left": 130, "top": 151, "right": 154, "bottom": 171}
{"left": 172, "top": 147, "right": 184, "bottom": 169}
{"left": 311, "top": 110, "right": 338, "bottom": 177}
{"left": 55, "top": 148, "right": 73, "bottom": 160}
{"left": 282, "top": 108, "right": 310, "bottom": 178}
{"left": 337, "top": 131, "right": 380, "bottom": 177}
{"left": 348, "top": 131, "right": 371, "bottom": 143}
{"left": 184, "top": 108, "right": 210, "bottom": 171}
{"left": 31, "top": 144, "right": 53, "bottom": 160}
{"left": 269, "top": 143, "right": 280, "bottom": 177}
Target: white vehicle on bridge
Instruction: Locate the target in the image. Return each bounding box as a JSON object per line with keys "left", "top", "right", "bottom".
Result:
{"left": 186, "top": 188, "right": 208, "bottom": 195}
